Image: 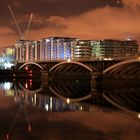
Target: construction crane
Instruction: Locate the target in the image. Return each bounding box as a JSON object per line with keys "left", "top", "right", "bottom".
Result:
{"left": 8, "top": 5, "right": 33, "bottom": 40}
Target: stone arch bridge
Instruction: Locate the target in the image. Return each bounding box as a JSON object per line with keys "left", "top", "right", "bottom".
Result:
{"left": 17, "top": 58, "right": 140, "bottom": 79}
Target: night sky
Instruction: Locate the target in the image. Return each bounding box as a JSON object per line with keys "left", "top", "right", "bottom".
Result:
{"left": 0, "top": 0, "right": 140, "bottom": 51}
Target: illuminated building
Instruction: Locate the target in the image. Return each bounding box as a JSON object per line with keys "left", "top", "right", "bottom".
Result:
{"left": 16, "top": 37, "right": 77, "bottom": 62}
{"left": 4, "top": 47, "right": 15, "bottom": 61}
{"left": 42, "top": 37, "right": 77, "bottom": 61}
{"left": 90, "top": 39, "right": 139, "bottom": 60}
{"left": 1, "top": 46, "right": 15, "bottom": 69}
{"left": 15, "top": 40, "right": 32, "bottom": 62}
{"left": 73, "top": 40, "right": 92, "bottom": 60}
{"left": 14, "top": 37, "right": 139, "bottom": 63}
{"left": 90, "top": 40, "right": 103, "bottom": 59}
{"left": 31, "top": 40, "right": 42, "bottom": 61}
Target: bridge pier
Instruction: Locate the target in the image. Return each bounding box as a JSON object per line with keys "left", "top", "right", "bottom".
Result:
{"left": 90, "top": 72, "right": 96, "bottom": 89}
{"left": 41, "top": 70, "right": 49, "bottom": 87}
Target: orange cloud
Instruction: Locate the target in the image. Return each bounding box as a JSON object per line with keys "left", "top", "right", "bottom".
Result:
{"left": 1, "top": 3, "right": 140, "bottom": 51}
{"left": 122, "top": 0, "right": 140, "bottom": 8}
{"left": 0, "top": 27, "right": 17, "bottom": 51}
{"left": 29, "top": 6, "right": 140, "bottom": 44}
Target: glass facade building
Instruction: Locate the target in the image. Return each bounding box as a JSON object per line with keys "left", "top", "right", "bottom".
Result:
{"left": 15, "top": 40, "right": 32, "bottom": 62}
{"left": 42, "top": 37, "right": 77, "bottom": 61}
{"left": 90, "top": 39, "right": 139, "bottom": 60}
{"left": 73, "top": 40, "right": 92, "bottom": 60}
{"left": 15, "top": 37, "right": 139, "bottom": 62}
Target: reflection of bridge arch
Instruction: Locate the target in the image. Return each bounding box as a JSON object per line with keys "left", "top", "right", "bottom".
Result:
{"left": 19, "top": 62, "right": 44, "bottom": 70}
{"left": 103, "top": 58, "right": 140, "bottom": 75}
{"left": 19, "top": 83, "right": 42, "bottom": 94}
{"left": 49, "top": 60, "right": 96, "bottom": 72}
{"left": 103, "top": 88, "right": 140, "bottom": 114}
{"left": 49, "top": 86, "right": 92, "bottom": 102}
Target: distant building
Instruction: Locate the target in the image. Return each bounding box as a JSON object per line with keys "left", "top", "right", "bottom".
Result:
{"left": 14, "top": 37, "right": 139, "bottom": 63}
{"left": 90, "top": 39, "right": 139, "bottom": 60}
{"left": 73, "top": 40, "right": 92, "bottom": 60}
{"left": 90, "top": 40, "right": 102, "bottom": 59}
{"left": 41, "top": 37, "right": 77, "bottom": 61}
{"left": 15, "top": 40, "right": 33, "bottom": 62}
{"left": 1, "top": 46, "right": 15, "bottom": 69}
{"left": 15, "top": 37, "right": 78, "bottom": 62}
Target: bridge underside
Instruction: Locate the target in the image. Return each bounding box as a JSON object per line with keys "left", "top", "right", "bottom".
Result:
{"left": 50, "top": 63, "right": 94, "bottom": 73}
{"left": 104, "top": 61, "right": 140, "bottom": 78}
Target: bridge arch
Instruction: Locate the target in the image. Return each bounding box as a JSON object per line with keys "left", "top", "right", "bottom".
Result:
{"left": 19, "top": 62, "right": 44, "bottom": 70}
{"left": 103, "top": 58, "right": 140, "bottom": 75}
{"left": 49, "top": 60, "right": 96, "bottom": 72}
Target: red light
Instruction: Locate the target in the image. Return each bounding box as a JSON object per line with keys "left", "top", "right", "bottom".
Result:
{"left": 25, "top": 66, "right": 28, "bottom": 71}
{"left": 29, "top": 79, "right": 32, "bottom": 86}
{"left": 29, "top": 73, "right": 32, "bottom": 77}
{"left": 21, "top": 92, "right": 24, "bottom": 97}
{"left": 29, "top": 70, "right": 32, "bottom": 73}
{"left": 6, "top": 134, "right": 9, "bottom": 140}
{"left": 25, "top": 83, "right": 28, "bottom": 89}
{"left": 28, "top": 125, "right": 31, "bottom": 132}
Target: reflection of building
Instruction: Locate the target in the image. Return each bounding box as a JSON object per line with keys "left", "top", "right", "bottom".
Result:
{"left": 14, "top": 90, "right": 85, "bottom": 112}
{"left": 15, "top": 37, "right": 139, "bottom": 62}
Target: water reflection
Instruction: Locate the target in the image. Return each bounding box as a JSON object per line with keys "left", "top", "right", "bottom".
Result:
{"left": 10, "top": 79, "right": 99, "bottom": 112}
{"left": 0, "top": 77, "right": 140, "bottom": 140}
{"left": 101, "top": 79, "right": 140, "bottom": 115}
{"left": 2, "top": 77, "right": 140, "bottom": 116}
{"left": 6, "top": 96, "right": 31, "bottom": 140}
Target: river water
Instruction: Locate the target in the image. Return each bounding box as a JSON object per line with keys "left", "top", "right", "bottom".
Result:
{"left": 0, "top": 77, "right": 140, "bottom": 140}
